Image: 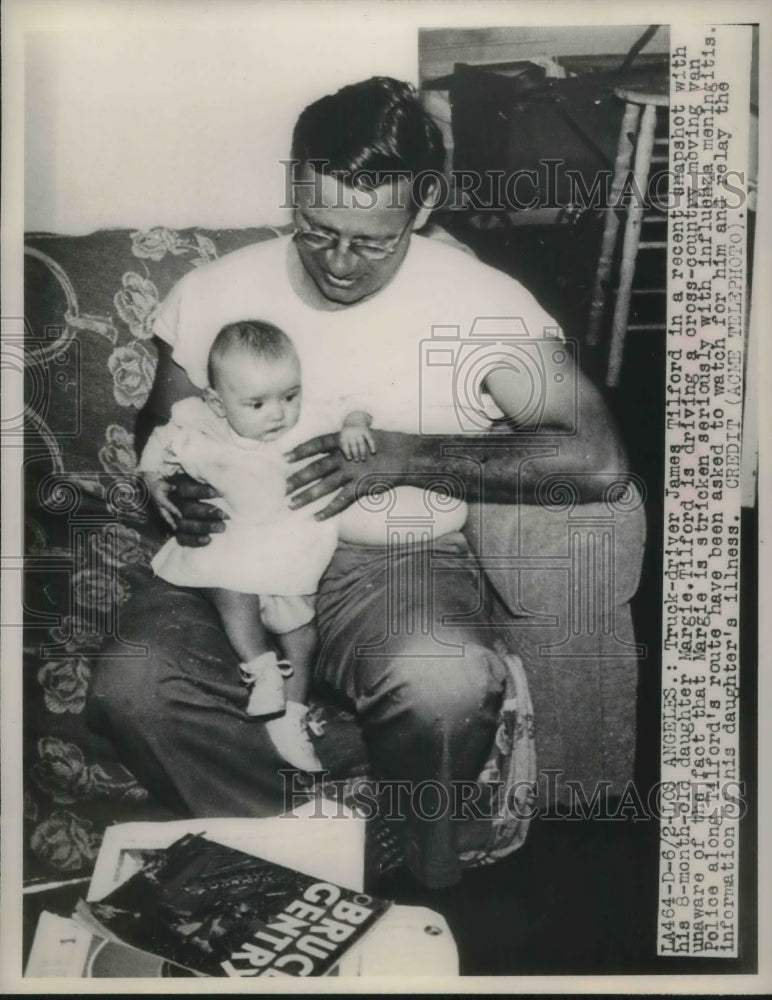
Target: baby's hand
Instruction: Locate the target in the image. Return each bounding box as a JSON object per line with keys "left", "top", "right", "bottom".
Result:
{"left": 339, "top": 424, "right": 376, "bottom": 462}
{"left": 145, "top": 474, "right": 182, "bottom": 530}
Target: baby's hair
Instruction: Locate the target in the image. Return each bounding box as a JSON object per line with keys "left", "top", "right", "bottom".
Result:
{"left": 207, "top": 320, "right": 297, "bottom": 388}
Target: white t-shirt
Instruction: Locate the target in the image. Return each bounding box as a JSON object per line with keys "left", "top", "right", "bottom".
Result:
{"left": 154, "top": 233, "right": 563, "bottom": 436}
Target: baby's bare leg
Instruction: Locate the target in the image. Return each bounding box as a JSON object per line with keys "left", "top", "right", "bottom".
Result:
{"left": 207, "top": 588, "right": 268, "bottom": 663}
{"left": 278, "top": 622, "right": 317, "bottom": 704}
{"left": 208, "top": 589, "right": 288, "bottom": 718}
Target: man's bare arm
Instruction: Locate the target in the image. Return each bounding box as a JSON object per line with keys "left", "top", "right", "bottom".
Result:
{"left": 135, "top": 340, "right": 199, "bottom": 452}
{"left": 286, "top": 359, "right": 630, "bottom": 517}
{"left": 286, "top": 425, "right": 627, "bottom": 518}
{"left": 405, "top": 385, "right": 628, "bottom": 504}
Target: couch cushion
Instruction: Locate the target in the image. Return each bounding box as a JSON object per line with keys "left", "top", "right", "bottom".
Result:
{"left": 465, "top": 490, "right": 647, "bottom": 614}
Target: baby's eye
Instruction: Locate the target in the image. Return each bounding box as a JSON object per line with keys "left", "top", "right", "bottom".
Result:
{"left": 251, "top": 401, "right": 264, "bottom": 410}
{"left": 285, "top": 391, "right": 299, "bottom": 403}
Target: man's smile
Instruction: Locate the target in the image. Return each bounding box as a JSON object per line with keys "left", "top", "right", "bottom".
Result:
{"left": 321, "top": 271, "right": 358, "bottom": 289}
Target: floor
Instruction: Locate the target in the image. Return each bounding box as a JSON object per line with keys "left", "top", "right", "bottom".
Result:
{"left": 374, "top": 784, "right": 757, "bottom": 976}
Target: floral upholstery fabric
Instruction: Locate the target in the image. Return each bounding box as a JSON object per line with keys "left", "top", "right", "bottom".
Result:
{"left": 22, "top": 226, "right": 538, "bottom": 882}
{"left": 23, "top": 227, "right": 284, "bottom": 878}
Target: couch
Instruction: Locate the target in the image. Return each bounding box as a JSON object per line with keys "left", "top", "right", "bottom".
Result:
{"left": 22, "top": 224, "right": 646, "bottom": 884}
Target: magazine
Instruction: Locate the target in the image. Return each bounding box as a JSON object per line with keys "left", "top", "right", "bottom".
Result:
{"left": 86, "top": 805, "right": 367, "bottom": 900}
{"left": 76, "top": 833, "right": 393, "bottom": 977}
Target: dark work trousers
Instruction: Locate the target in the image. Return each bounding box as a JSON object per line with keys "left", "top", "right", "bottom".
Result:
{"left": 88, "top": 532, "right": 509, "bottom": 887}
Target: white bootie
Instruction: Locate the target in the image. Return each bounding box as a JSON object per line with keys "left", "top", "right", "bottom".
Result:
{"left": 239, "top": 652, "right": 292, "bottom": 717}
{"left": 265, "top": 701, "right": 324, "bottom": 772}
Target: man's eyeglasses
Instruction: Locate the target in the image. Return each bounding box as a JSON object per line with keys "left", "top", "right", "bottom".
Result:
{"left": 292, "top": 213, "right": 412, "bottom": 262}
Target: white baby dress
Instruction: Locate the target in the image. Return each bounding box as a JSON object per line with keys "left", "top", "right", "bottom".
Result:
{"left": 139, "top": 397, "right": 339, "bottom": 599}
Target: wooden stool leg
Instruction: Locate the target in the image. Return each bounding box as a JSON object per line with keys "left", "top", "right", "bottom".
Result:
{"left": 606, "top": 102, "right": 657, "bottom": 387}
{"left": 587, "top": 101, "right": 641, "bottom": 346}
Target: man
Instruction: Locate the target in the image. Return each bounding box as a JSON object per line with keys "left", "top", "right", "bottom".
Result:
{"left": 88, "top": 77, "right": 627, "bottom": 888}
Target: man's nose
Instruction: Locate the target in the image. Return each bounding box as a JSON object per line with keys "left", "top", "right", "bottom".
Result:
{"left": 325, "top": 237, "right": 357, "bottom": 275}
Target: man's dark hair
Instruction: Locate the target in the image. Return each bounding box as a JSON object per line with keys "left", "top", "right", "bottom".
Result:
{"left": 207, "top": 320, "right": 297, "bottom": 388}
{"left": 291, "top": 76, "right": 445, "bottom": 201}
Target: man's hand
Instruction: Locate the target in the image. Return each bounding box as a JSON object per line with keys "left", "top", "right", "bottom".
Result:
{"left": 285, "top": 430, "right": 410, "bottom": 520}
{"left": 166, "top": 472, "right": 227, "bottom": 547}
{"left": 144, "top": 473, "right": 182, "bottom": 530}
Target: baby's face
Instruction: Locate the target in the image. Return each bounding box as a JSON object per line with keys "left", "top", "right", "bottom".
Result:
{"left": 211, "top": 350, "right": 302, "bottom": 441}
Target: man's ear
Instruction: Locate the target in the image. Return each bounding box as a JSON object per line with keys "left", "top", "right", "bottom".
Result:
{"left": 203, "top": 387, "right": 226, "bottom": 417}
{"left": 412, "top": 179, "right": 443, "bottom": 230}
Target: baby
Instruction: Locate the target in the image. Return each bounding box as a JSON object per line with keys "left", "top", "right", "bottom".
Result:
{"left": 139, "top": 320, "right": 375, "bottom": 772}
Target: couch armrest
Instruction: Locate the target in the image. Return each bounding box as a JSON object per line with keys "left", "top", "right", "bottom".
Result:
{"left": 464, "top": 495, "right": 646, "bottom": 620}
{"left": 464, "top": 495, "right": 647, "bottom": 800}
